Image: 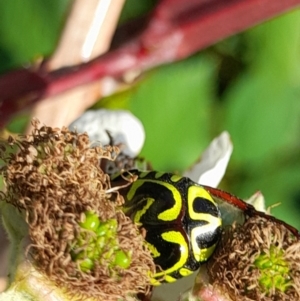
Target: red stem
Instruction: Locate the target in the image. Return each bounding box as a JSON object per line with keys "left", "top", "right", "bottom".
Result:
{"left": 0, "top": 0, "right": 299, "bottom": 127}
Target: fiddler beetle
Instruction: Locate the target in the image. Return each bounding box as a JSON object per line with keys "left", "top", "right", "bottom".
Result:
{"left": 112, "top": 170, "right": 300, "bottom": 285}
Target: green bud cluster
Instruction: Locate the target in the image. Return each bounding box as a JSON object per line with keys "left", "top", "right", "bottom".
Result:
{"left": 254, "top": 245, "right": 291, "bottom": 293}
{"left": 71, "top": 211, "right": 131, "bottom": 273}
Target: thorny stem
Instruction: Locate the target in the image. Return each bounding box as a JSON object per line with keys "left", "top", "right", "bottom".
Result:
{"left": 0, "top": 0, "right": 300, "bottom": 127}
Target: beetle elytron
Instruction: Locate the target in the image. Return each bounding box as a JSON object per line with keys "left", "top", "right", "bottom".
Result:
{"left": 112, "top": 170, "right": 300, "bottom": 285}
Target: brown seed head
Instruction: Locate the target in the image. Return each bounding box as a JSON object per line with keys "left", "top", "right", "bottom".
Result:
{"left": 0, "top": 120, "right": 155, "bottom": 301}
{"left": 207, "top": 215, "right": 300, "bottom": 301}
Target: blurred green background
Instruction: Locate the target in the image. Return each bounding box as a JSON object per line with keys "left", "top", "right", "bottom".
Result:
{"left": 1, "top": 0, "right": 300, "bottom": 228}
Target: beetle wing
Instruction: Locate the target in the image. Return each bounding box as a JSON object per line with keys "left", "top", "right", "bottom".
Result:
{"left": 203, "top": 185, "right": 300, "bottom": 238}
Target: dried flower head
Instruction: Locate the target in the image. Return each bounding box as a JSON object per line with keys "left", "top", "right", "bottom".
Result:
{"left": 0, "top": 120, "right": 155, "bottom": 301}
{"left": 207, "top": 215, "right": 300, "bottom": 301}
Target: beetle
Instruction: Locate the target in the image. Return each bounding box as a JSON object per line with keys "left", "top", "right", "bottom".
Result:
{"left": 112, "top": 170, "right": 300, "bottom": 285}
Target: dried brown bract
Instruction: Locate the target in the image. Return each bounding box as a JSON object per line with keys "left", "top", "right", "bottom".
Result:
{"left": 0, "top": 120, "right": 155, "bottom": 301}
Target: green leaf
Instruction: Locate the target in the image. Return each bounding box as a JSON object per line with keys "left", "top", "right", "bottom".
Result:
{"left": 118, "top": 0, "right": 157, "bottom": 24}
{"left": 0, "top": 0, "right": 71, "bottom": 72}
{"left": 231, "top": 159, "right": 300, "bottom": 230}
{"left": 128, "top": 54, "right": 217, "bottom": 172}
{"left": 223, "top": 9, "right": 300, "bottom": 165}
{"left": 217, "top": 10, "right": 300, "bottom": 230}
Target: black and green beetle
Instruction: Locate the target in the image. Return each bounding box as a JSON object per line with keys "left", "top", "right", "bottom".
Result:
{"left": 112, "top": 170, "right": 300, "bottom": 285}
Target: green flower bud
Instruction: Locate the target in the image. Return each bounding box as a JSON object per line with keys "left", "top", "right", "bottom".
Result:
{"left": 79, "top": 258, "right": 94, "bottom": 272}
{"left": 114, "top": 250, "right": 131, "bottom": 269}
{"left": 254, "top": 246, "right": 291, "bottom": 293}
{"left": 79, "top": 211, "right": 100, "bottom": 232}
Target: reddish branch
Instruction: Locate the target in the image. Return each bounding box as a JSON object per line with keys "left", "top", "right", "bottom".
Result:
{"left": 0, "top": 0, "right": 299, "bottom": 127}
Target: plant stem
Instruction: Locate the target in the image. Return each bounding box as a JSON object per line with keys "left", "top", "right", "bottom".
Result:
{"left": 0, "top": 0, "right": 299, "bottom": 127}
